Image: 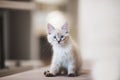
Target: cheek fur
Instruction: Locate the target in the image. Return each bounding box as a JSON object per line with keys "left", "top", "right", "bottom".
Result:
{"left": 61, "top": 36, "right": 69, "bottom": 43}
{"left": 52, "top": 37, "right": 58, "bottom": 44}
{"left": 48, "top": 35, "right": 55, "bottom": 43}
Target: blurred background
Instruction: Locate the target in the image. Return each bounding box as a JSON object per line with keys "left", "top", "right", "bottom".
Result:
{"left": 0, "top": 0, "right": 120, "bottom": 80}
{"left": 0, "top": 0, "right": 79, "bottom": 77}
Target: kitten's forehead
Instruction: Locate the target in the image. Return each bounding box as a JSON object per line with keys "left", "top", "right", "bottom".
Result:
{"left": 52, "top": 28, "right": 67, "bottom": 36}
{"left": 55, "top": 30, "right": 63, "bottom": 35}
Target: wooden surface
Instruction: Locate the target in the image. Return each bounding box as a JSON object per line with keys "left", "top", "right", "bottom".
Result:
{"left": 0, "top": 66, "right": 33, "bottom": 77}
{"left": 0, "top": 1, "right": 36, "bottom": 10}
{"left": 0, "top": 66, "right": 92, "bottom": 80}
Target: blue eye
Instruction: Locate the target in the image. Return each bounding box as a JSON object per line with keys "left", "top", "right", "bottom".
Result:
{"left": 61, "top": 35, "right": 64, "bottom": 38}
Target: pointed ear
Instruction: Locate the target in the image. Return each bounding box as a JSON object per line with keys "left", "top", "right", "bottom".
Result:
{"left": 47, "top": 23, "right": 55, "bottom": 34}
{"left": 61, "top": 22, "right": 69, "bottom": 33}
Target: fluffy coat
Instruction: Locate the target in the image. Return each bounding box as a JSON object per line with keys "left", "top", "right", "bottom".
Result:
{"left": 44, "top": 23, "right": 82, "bottom": 77}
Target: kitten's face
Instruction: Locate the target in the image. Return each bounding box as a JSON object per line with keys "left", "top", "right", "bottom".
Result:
{"left": 47, "top": 23, "right": 70, "bottom": 46}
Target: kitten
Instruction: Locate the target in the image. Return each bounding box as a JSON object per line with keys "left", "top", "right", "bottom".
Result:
{"left": 44, "top": 23, "right": 82, "bottom": 77}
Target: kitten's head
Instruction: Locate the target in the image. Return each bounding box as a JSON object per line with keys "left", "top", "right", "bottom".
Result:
{"left": 47, "top": 23, "right": 70, "bottom": 46}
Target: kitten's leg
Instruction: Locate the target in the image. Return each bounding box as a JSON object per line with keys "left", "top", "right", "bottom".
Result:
{"left": 44, "top": 70, "right": 50, "bottom": 76}
{"left": 67, "top": 65, "right": 77, "bottom": 77}
{"left": 44, "top": 64, "right": 60, "bottom": 77}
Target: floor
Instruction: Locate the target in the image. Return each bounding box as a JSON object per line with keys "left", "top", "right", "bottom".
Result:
{"left": 0, "top": 66, "right": 33, "bottom": 77}
{"left": 0, "top": 66, "right": 92, "bottom": 80}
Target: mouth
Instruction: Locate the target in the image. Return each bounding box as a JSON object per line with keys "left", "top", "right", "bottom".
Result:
{"left": 58, "top": 41, "right": 64, "bottom": 45}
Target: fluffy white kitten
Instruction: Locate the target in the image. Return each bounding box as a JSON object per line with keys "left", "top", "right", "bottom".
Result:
{"left": 44, "top": 23, "right": 82, "bottom": 77}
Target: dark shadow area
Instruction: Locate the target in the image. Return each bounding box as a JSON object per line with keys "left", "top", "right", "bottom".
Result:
{"left": 39, "top": 35, "right": 53, "bottom": 65}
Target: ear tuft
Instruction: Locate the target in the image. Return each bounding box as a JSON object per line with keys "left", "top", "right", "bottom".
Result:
{"left": 61, "top": 22, "right": 69, "bottom": 33}
{"left": 47, "top": 23, "right": 55, "bottom": 34}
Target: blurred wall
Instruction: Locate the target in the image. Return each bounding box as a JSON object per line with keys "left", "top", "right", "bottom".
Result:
{"left": 9, "top": 10, "right": 31, "bottom": 60}
{"left": 78, "top": 0, "right": 120, "bottom": 80}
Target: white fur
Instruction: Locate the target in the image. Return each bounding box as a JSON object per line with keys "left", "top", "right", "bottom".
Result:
{"left": 46, "top": 11, "right": 81, "bottom": 75}
{"left": 47, "top": 25, "right": 81, "bottom": 75}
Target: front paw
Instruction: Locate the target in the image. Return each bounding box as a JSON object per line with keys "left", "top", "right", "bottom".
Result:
{"left": 44, "top": 70, "right": 54, "bottom": 77}
{"left": 68, "top": 73, "right": 76, "bottom": 77}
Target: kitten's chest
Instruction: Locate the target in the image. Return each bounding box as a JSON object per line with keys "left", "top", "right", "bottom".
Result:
{"left": 53, "top": 46, "right": 73, "bottom": 63}
{"left": 53, "top": 45, "right": 72, "bottom": 55}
